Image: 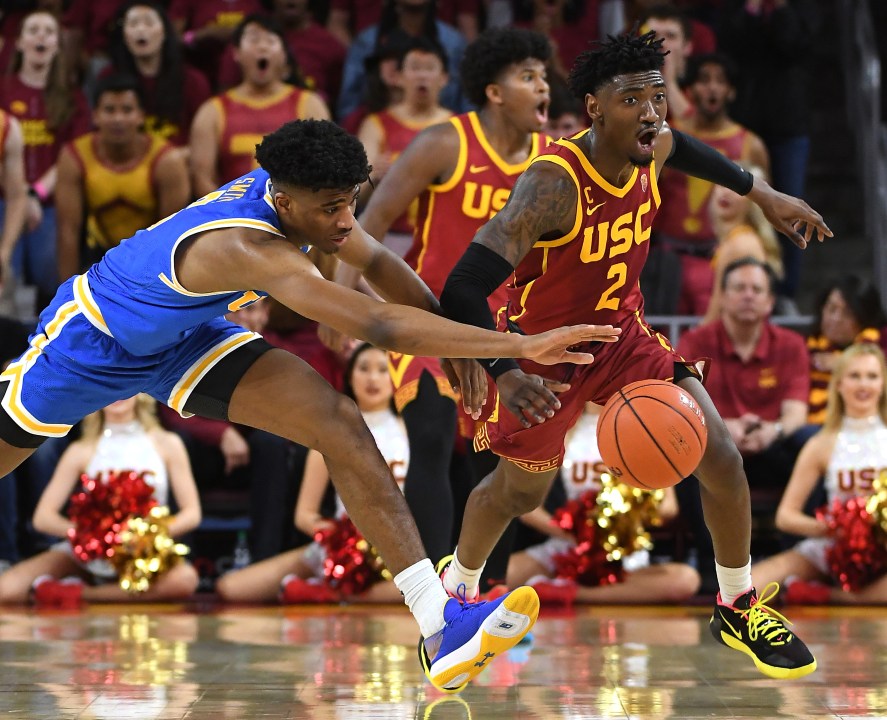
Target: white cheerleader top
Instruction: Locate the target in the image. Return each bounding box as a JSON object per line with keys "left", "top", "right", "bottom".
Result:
{"left": 86, "top": 421, "right": 169, "bottom": 506}
{"left": 825, "top": 415, "right": 887, "bottom": 502}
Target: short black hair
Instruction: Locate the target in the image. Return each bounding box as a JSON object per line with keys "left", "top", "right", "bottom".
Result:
{"left": 811, "top": 275, "right": 887, "bottom": 336}
{"left": 460, "top": 28, "right": 551, "bottom": 108}
{"left": 397, "top": 35, "right": 449, "bottom": 71}
{"left": 721, "top": 256, "right": 778, "bottom": 295}
{"left": 255, "top": 120, "right": 371, "bottom": 191}
{"left": 92, "top": 72, "right": 145, "bottom": 109}
{"left": 684, "top": 53, "right": 739, "bottom": 88}
{"left": 642, "top": 4, "right": 692, "bottom": 42}
{"left": 568, "top": 29, "right": 666, "bottom": 98}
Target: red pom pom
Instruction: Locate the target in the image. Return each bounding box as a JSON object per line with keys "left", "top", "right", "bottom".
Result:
{"left": 67, "top": 470, "right": 157, "bottom": 563}
{"left": 315, "top": 516, "right": 390, "bottom": 596}
{"left": 820, "top": 497, "right": 887, "bottom": 591}
{"left": 551, "top": 490, "right": 624, "bottom": 587}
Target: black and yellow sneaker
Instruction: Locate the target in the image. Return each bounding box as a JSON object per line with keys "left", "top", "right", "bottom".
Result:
{"left": 710, "top": 582, "right": 817, "bottom": 679}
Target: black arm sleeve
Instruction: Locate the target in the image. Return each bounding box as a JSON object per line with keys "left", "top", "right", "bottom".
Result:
{"left": 440, "top": 243, "right": 520, "bottom": 378}
{"left": 667, "top": 128, "right": 755, "bottom": 196}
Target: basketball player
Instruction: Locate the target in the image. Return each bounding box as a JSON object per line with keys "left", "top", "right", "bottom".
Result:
{"left": 439, "top": 31, "right": 832, "bottom": 680}
{"left": 334, "top": 27, "right": 553, "bottom": 571}
{"left": 189, "top": 14, "right": 330, "bottom": 197}
{"left": 0, "top": 119, "right": 620, "bottom": 693}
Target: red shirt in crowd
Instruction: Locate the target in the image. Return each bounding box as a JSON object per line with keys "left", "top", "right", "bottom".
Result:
{"left": 677, "top": 319, "right": 810, "bottom": 421}
{"left": 0, "top": 75, "right": 90, "bottom": 190}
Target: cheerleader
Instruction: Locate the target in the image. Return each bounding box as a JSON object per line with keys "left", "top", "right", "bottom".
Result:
{"left": 506, "top": 402, "right": 700, "bottom": 604}
{"left": 0, "top": 394, "right": 201, "bottom": 605}
{"left": 216, "top": 343, "right": 409, "bottom": 603}
{"left": 752, "top": 343, "right": 887, "bottom": 604}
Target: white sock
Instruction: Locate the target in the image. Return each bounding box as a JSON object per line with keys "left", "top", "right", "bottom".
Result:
{"left": 716, "top": 558, "right": 753, "bottom": 605}
{"left": 442, "top": 547, "right": 485, "bottom": 598}
{"left": 394, "top": 559, "right": 449, "bottom": 638}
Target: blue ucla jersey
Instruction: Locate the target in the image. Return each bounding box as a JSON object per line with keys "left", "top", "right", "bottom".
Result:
{"left": 84, "top": 170, "right": 284, "bottom": 356}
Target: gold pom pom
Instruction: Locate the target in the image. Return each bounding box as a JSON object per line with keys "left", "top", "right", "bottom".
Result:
{"left": 595, "top": 473, "right": 664, "bottom": 562}
{"left": 110, "top": 506, "right": 190, "bottom": 593}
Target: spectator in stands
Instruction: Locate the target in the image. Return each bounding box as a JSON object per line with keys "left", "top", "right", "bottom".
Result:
{"left": 506, "top": 402, "right": 701, "bottom": 605}
{"left": 677, "top": 257, "right": 809, "bottom": 586}
{"left": 0, "top": 394, "right": 201, "bottom": 605}
{"left": 106, "top": 1, "right": 211, "bottom": 147}
{"left": 0, "top": 111, "right": 27, "bottom": 315}
{"left": 751, "top": 343, "right": 887, "bottom": 605}
{"left": 215, "top": 343, "right": 409, "bottom": 604}
{"left": 641, "top": 4, "right": 696, "bottom": 121}
{"left": 218, "top": 0, "right": 348, "bottom": 106}
{"left": 189, "top": 14, "right": 330, "bottom": 198}
{"left": 169, "top": 0, "right": 264, "bottom": 86}
{"left": 327, "top": 0, "right": 481, "bottom": 47}
{"left": 357, "top": 36, "right": 452, "bottom": 255}
{"left": 62, "top": 0, "right": 127, "bottom": 88}
{"left": 703, "top": 164, "right": 784, "bottom": 323}
{"left": 0, "top": 10, "right": 90, "bottom": 307}
{"left": 718, "top": 0, "right": 821, "bottom": 300}
{"left": 337, "top": 0, "right": 468, "bottom": 120}
{"left": 805, "top": 276, "right": 887, "bottom": 426}
{"left": 545, "top": 74, "right": 587, "bottom": 139}
{"left": 55, "top": 73, "right": 190, "bottom": 281}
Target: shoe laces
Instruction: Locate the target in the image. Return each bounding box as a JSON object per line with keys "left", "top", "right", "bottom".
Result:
{"left": 449, "top": 597, "right": 490, "bottom": 626}
{"left": 455, "top": 582, "right": 470, "bottom": 604}
{"left": 738, "top": 582, "right": 793, "bottom": 645}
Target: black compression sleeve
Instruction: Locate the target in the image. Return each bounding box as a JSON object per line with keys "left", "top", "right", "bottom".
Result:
{"left": 440, "top": 243, "right": 519, "bottom": 378}
{"left": 667, "top": 128, "right": 755, "bottom": 196}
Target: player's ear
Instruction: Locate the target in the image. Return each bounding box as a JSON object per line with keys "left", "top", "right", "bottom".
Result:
{"left": 485, "top": 82, "right": 503, "bottom": 106}
{"left": 585, "top": 93, "right": 601, "bottom": 123}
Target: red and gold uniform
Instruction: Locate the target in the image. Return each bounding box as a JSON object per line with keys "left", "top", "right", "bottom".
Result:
{"left": 0, "top": 75, "right": 90, "bottom": 188}
{"left": 214, "top": 85, "right": 321, "bottom": 184}
{"left": 69, "top": 132, "right": 174, "bottom": 257}
{"left": 655, "top": 121, "right": 756, "bottom": 244}
{"left": 0, "top": 109, "right": 9, "bottom": 160}
{"left": 475, "top": 133, "right": 696, "bottom": 472}
{"left": 391, "top": 111, "right": 549, "bottom": 415}
{"left": 366, "top": 109, "right": 451, "bottom": 233}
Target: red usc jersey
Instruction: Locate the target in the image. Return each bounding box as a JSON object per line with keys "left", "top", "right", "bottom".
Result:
{"left": 654, "top": 121, "right": 754, "bottom": 243}
{"left": 214, "top": 85, "right": 317, "bottom": 184}
{"left": 405, "top": 111, "right": 550, "bottom": 312}
{"left": 369, "top": 110, "right": 449, "bottom": 233}
{"left": 506, "top": 132, "right": 661, "bottom": 332}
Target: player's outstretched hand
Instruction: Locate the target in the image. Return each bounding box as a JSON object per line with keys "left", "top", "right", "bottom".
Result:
{"left": 519, "top": 324, "right": 621, "bottom": 366}
{"left": 498, "top": 370, "right": 570, "bottom": 428}
{"left": 750, "top": 182, "right": 833, "bottom": 249}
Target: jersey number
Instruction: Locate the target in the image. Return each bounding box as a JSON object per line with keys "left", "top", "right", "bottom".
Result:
{"left": 595, "top": 262, "right": 626, "bottom": 311}
{"left": 227, "top": 291, "right": 261, "bottom": 312}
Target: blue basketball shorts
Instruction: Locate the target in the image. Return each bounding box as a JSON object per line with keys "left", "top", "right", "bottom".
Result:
{"left": 0, "top": 276, "right": 267, "bottom": 447}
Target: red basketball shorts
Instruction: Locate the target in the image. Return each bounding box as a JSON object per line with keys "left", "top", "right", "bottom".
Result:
{"left": 474, "top": 313, "right": 699, "bottom": 472}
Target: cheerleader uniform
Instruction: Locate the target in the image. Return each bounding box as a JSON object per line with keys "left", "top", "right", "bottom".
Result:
{"left": 795, "top": 415, "right": 887, "bottom": 574}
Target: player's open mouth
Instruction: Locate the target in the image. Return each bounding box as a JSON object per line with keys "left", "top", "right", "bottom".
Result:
{"left": 636, "top": 127, "right": 657, "bottom": 152}
{"left": 535, "top": 100, "right": 549, "bottom": 125}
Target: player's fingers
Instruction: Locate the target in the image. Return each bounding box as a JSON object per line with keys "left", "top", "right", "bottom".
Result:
{"left": 563, "top": 350, "right": 596, "bottom": 364}
{"left": 540, "top": 378, "right": 571, "bottom": 394}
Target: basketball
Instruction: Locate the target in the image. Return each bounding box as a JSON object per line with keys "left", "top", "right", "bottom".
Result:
{"left": 596, "top": 379, "right": 708, "bottom": 490}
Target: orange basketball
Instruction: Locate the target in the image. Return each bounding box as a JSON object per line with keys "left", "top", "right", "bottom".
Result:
{"left": 596, "top": 379, "right": 708, "bottom": 490}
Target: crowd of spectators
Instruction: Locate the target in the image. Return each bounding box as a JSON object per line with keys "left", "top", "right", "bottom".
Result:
{"left": 1, "top": 0, "right": 878, "bottom": 609}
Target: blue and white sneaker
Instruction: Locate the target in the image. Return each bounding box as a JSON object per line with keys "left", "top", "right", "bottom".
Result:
{"left": 418, "top": 586, "right": 539, "bottom": 693}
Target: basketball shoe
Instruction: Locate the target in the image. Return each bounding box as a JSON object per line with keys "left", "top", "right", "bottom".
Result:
{"left": 437, "top": 555, "right": 479, "bottom": 602}
{"left": 418, "top": 586, "right": 539, "bottom": 693}
{"left": 710, "top": 582, "right": 817, "bottom": 679}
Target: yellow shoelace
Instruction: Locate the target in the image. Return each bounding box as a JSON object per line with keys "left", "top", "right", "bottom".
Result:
{"left": 742, "top": 582, "right": 793, "bottom": 645}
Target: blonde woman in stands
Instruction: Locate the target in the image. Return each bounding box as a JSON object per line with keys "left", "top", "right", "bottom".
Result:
{"left": 702, "top": 164, "right": 784, "bottom": 323}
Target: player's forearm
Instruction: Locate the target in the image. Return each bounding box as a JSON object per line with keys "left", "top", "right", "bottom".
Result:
{"left": 666, "top": 129, "right": 754, "bottom": 195}
{"left": 362, "top": 245, "right": 440, "bottom": 312}
{"left": 362, "top": 302, "right": 525, "bottom": 359}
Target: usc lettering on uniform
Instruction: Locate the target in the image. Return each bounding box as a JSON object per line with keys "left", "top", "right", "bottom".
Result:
{"left": 836, "top": 466, "right": 886, "bottom": 493}
{"left": 461, "top": 181, "right": 510, "bottom": 220}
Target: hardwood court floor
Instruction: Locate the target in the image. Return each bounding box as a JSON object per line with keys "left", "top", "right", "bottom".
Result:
{"left": 0, "top": 602, "right": 885, "bottom": 719}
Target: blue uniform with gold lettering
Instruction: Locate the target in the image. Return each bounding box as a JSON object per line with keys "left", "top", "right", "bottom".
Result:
{"left": 0, "top": 171, "right": 283, "bottom": 441}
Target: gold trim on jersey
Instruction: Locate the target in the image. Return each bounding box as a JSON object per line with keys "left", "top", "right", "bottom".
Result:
{"left": 473, "top": 425, "right": 560, "bottom": 473}
{"left": 650, "top": 159, "right": 661, "bottom": 208}
{"left": 429, "top": 116, "right": 468, "bottom": 192}
{"left": 167, "top": 331, "right": 261, "bottom": 416}
{"left": 0, "top": 302, "right": 79, "bottom": 437}
{"left": 555, "top": 134, "right": 639, "bottom": 198}
{"left": 468, "top": 112, "right": 539, "bottom": 175}
{"left": 73, "top": 274, "right": 111, "bottom": 337}
{"left": 224, "top": 85, "right": 296, "bottom": 110}
{"left": 528, "top": 155, "right": 583, "bottom": 248}
{"left": 160, "top": 218, "right": 285, "bottom": 297}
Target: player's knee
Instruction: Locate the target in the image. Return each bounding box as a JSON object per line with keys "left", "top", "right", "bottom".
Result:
{"left": 699, "top": 429, "right": 743, "bottom": 482}
{"left": 498, "top": 483, "right": 548, "bottom": 518}
{"left": 321, "top": 395, "right": 373, "bottom": 451}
